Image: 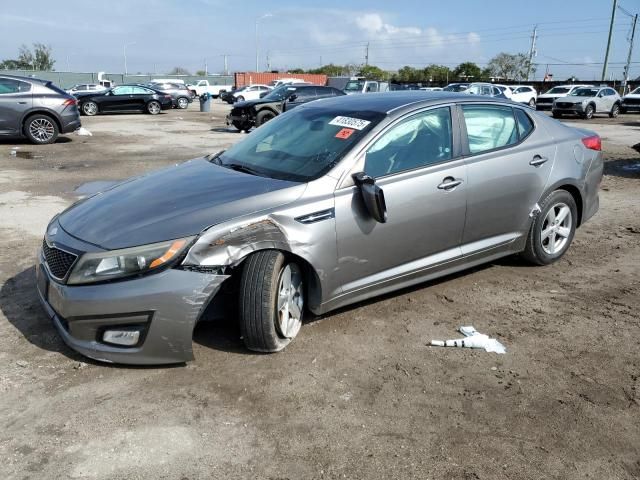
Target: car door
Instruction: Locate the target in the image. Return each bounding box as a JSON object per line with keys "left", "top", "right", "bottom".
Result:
{"left": 0, "top": 77, "right": 32, "bottom": 135}
{"left": 131, "top": 86, "right": 154, "bottom": 110}
{"left": 284, "top": 88, "right": 316, "bottom": 110}
{"left": 334, "top": 105, "right": 468, "bottom": 294}
{"left": 103, "top": 86, "right": 134, "bottom": 111}
{"left": 460, "top": 104, "right": 556, "bottom": 254}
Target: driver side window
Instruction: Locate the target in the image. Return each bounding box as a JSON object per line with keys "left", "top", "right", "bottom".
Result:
{"left": 364, "top": 107, "right": 452, "bottom": 178}
{"left": 112, "top": 86, "right": 133, "bottom": 95}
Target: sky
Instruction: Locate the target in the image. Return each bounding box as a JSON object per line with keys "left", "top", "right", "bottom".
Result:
{"left": 0, "top": 0, "right": 638, "bottom": 81}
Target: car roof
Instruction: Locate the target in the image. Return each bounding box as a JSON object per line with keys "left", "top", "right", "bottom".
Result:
{"left": 305, "top": 91, "right": 508, "bottom": 114}
{"left": 0, "top": 73, "right": 50, "bottom": 85}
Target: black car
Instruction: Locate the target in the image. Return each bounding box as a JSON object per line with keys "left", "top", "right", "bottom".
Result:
{"left": 76, "top": 85, "right": 173, "bottom": 116}
{"left": 226, "top": 85, "right": 345, "bottom": 131}
{"left": 219, "top": 87, "right": 236, "bottom": 103}
{"left": 0, "top": 74, "right": 81, "bottom": 144}
{"left": 147, "top": 82, "right": 194, "bottom": 109}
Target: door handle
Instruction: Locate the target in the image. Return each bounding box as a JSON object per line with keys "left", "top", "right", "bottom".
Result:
{"left": 437, "top": 177, "right": 463, "bottom": 191}
{"left": 530, "top": 155, "right": 548, "bottom": 167}
{"left": 17, "top": 101, "right": 27, "bottom": 104}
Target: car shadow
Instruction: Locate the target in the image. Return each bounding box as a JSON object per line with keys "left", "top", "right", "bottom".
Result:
{"left": 0, "top": 266, "right": 183, "bottom": 369}
{"left": 210, "top": 127, "right": 244, "bottom": 133}
{"left": 604, "top": 158, "right": 640, "bottom": 178}
{"left": 0, "top": 136, "right": 73, "bottom": 145}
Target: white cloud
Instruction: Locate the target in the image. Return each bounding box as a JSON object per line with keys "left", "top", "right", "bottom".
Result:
{"left": 354, "top": 13, "right": 422, "bottom": 37}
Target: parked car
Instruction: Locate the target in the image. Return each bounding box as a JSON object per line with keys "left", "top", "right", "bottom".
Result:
{"left": 552, "top": 86, "right": 621, "bottom": 119}
{"left": 463, "top": 83, "right": 507, "bottom": 98}
{"left": 231, "top": 84, "right": 272, "bottom": 103}
{"left": 36, "top": 91, "right": 603, "bottom": 364}
{"left": 344, "top": 79, "right": 389, "bottom": 94}
{"left": 0, "top": 74, "right": 81, "bottom": 144}
{"left": 75, "top": 85, "right": 173, "bottom": 116}
{"left": 147, "top": 82, "right": 195, "bottom": 109}
{"left": 536, "top": 84, "right": 592, "bottom": 110}
{"left": 268, "top": 78, "right": 305, "bottom": 88}
{"left": 419, "top": 87, "right": 443, "bottom": 91}
{"left": 227, "top": 85, "right": 345, "bottom": 131}
{"left": 620, "top": 86, "right": 640, "bottom": 113}
{"left": 493, "top": 84, "right": 513, "bottom": 99}
{"left": 66, "top": 84, "right": 108, "bottom": 97}
{"left": 188, "top": 79, "right": 230, "bottom": 98}
{"left": 443, "top": 83, "right": 469, "bottom": 92}
{"left": 509, "top": 85, "right": 538, "bottom": 107}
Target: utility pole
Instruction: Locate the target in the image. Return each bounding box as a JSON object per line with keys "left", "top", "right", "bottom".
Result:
{"left": 365, "top": 42, "right": 369, "bottom": 66}
{"left": 266, "top": 51, "right": 271, "bottom": 71}
{"left": 526, "top": 25, "right": 538, "bottom": 81}
{"left": 204, "top": 58, "right": 208, "bottom": 76}
{"left": 623, "top": 13, "right": 638, "bottom": 92}
{"left": 602, "top": 0, "right": 618, "bottom": 81}
{"left": 223, "top": 54, "right": 229, "bottom": 76}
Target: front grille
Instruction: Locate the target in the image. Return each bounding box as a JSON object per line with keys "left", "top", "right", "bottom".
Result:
{"left": 42, "top": 239, "right": 77, "bottom": 280}
{"left": 556, "top": 102, "right": 574, "bottom": 108}
{"left": 623, "top": 98, "right": 640, "bottom": 105}
{"left": 537, "top": 97, "right": 553, "bottom": 104}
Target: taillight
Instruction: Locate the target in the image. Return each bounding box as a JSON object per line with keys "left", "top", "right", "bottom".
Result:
{"left": 63, "top": 98, "right": 77, "bottom": 107}
{"left": 164, "top": 94, "right": 172, "bottom": 99}
{"left": 581, "top": 135, "right": 601, "bottom": 151}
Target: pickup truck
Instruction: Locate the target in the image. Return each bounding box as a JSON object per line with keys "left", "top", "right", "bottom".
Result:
{"left": 343, "top": 78, "right": 389, "bottom": 94}
{"left": 187, "top": 80, "right": 231, "bottom": 98}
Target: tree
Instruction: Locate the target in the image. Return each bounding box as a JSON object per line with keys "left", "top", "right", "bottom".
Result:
{"left": 358, "top": 64, "right": 388, "bottom": 80}
{"left": 169, "top": 66, "right": 191, "bottom": 75}
{"left": 453, "top": 62, "right": 482, "bottom": 80}
{"left": 288, "top": 68, "right": 305, "bottom": 74}
{"left": 31, "top": 43, "right": 55, "bottom": 70}
{"left": 1, "top": 43, "right": 54, "bottom": 70}
{"left": 485, "top": 53, "right": 534, "bottom": 81}
{"left": 195, "top": 70, "right": 206, "bottom": 76}
{"left": 394, "top": 66, "right": 422, "bottom": 82}
{"left": 423, "top": 64, "right": 451, "bottom": 83}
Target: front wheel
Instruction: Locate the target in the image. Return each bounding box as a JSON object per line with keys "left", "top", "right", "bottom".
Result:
{"left": 609, "top": 103, "right": 620, "bottom": 118}
{"left": 528, "top": 98, "right": 536, "bottom": 108}
{"left": 146, "top": 100, "right": 161, "bottom": 115}
{"left": 583, "top": 104, "right": 594, "bottom": 119}
{"left": 232, "top": 120, "right": 251, "bottom": 132}
{"left": 522, "top": 190, "right": 577, "bottom": 266}
{"left": 239, "top": 250, "right": 304, "bottom": 352}
{"left": 255, "top": 110, "right": 276, "bottom": 127}
{"left": 24, "top": 114, "right": 59, "bottom": 144}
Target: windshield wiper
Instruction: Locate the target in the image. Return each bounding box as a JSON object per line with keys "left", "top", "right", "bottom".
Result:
{"left": 223, "top": 163, "right": 264, "bottom": 176}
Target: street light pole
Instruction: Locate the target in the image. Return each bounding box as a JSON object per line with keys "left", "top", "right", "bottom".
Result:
{"left": 255, "top": 14, "right": 273, "bottom": 72}
{"left": 124, "top": 42, "right": 136, "bottom": 76}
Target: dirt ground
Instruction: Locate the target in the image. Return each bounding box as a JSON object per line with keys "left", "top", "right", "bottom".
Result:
{"left": 0, "top": 102, "right": 638, "bottom": 480}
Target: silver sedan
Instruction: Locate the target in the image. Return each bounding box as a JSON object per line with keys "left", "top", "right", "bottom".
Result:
{"left": 37, "top": 92, "right": 603, "bottom": 364}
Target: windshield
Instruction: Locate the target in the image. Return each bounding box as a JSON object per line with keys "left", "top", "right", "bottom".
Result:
{"left": 344, "top": 80, "right": 365, "bottom": 92}
{"left": 629, "top": 87, "right": 640, "bottom": 95}
{"left": 545, "top": 87, "right": 571, "bottom": 95}
{"left": 443, "top": 84, "right": 468, "bottom": 92}
{"left": 261, "top": 85, "right": 296, "bottom": 101}
{"left": 217, "top": 106, "right": 386, "bottom": 182}
{"left": 570, "top": 88, "right": 599, "bottom": 97}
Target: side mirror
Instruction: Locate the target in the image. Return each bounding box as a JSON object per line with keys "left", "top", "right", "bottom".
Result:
{"left": 352, "top": 172, "right": 387, "bottom": 223}
{"left": 288, "top": 94, "right": 298, "bottom": 102}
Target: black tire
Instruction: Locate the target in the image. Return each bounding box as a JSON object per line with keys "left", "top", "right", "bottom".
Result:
{"left": 528, "top": 98, "right": 536, "bottom": 108}
{"left": 239, "top": 250, "right": 304, "bottom": 352}
{"left": 255, "top": 110, "right": 276, "bottom": 127}
{"left": 236, "top": 95, "right": 245, "bottom": 102}
{"left": 583, "top": 104, "right": 594, "bottom": 119}
{"left": 552, "top": 111, "right": 562, "bottom": 118}
{"left": 522, "top": 190, "right": 578, "bottom": 266}
{"left": 232, "top": 120, "right": 251, "bottom": 132}
{"left": 146, "top": 100, "right": 161, "bottom": 115}
{"left": 620, "top": 106, "right": 627, "bottom": 114}
{"left": 176, "top": 97, "right": 189, "bottom": 109}
{"left": 23, "top": 114, "right": 59, "bottom": 145}
{"left": 82, "top": 101, "right": 98, "bottom": 116}
{"left": 609, "top": 103, "right": 620, "bottom": 118}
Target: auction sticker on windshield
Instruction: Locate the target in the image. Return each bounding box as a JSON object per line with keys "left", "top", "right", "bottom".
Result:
{"left": 335, "top": 128, "right": 355, "bottom": 139}
{"left": 329, "top": 116, "right": 371, "bottom": 130}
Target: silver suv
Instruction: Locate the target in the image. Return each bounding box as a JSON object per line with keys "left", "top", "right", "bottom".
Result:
{"left": 0, "top": 75, "right": 81, "bottom": 144}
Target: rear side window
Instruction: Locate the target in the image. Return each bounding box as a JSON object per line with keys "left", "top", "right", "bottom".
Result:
{"left": 514, "top": 109, "right": 534, "bottom": 140}
{"left": 316, "top": 87, "right": 334, "bottom": 98}
{"left": 0, "top": 78, "right": 31, "bottom": 94}
{"left": 462, "top": 105, "right": 518, "bottom": 154}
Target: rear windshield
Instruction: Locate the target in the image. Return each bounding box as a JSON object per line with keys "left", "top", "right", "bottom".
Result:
{"left": 344, "top": 80, "right": 365, "bottom": 92}
{"left": 443, "top": 84, "right": 468, "bottom": 92}
{"left": 570, "top": 88, "right": 599, "bottom": 97}
{"left": 545, "top": 87, "right": 570, "bottom": 94}
{"left": 217, "top": 106, "right": 386, "bottom": 182}
{"left": 45, "top": 82, "right": 70, "bottom": 96}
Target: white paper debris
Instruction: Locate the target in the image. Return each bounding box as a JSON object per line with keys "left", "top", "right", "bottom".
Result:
{"left": 430, "top": 325, "right": 506, "bottom": 354}
{"left": 76, "top": 127, "right": 93, "bottom": 136}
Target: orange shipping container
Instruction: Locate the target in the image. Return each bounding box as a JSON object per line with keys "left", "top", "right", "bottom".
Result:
{"left": 234, "top": 72, "right": 328, "bottom": 88}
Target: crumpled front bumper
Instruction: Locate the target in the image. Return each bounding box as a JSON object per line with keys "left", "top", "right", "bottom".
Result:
{"left": 36, "top": 251, "right": 229, "bottom": 365}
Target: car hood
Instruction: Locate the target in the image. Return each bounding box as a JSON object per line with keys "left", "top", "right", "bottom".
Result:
{"left": 556, "top": 96, "right": 592, "bottom": 104}
{"left": 58, "top": 158, "right": 305, "bottom": 250}
{"left": 233, "top": 98, "right": 280, "bottom": 108}
{"left": 623, "top": 94, "right": 640, "bottom": 100}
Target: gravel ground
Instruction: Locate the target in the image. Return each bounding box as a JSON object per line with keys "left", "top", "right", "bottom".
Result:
{"left": 0, "top": 103, "right": 638, "bottom": 480}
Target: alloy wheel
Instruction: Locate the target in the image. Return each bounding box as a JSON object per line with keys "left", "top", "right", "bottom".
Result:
{"left": 148, "top": 101, "right": 161, "bottom": 114}
{"left": 177, "top": 98, "right": 188, "bottom": 109}
{"left": 276, "top": 263, "right": 304, "bottom": 339}
{"left": 28, "top": 118, "right": 55, "bottom": 142}
{"left": 540, "top": 202, "right": 572, "bottom": 255}
{"left": 83, "top": 102, "right": 97, "bottom": 115}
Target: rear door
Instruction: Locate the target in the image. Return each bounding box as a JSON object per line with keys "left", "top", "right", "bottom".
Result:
{"left": 0, "top": 77, "right": 32, "bottom": 134}
{"left": 103, "top": 86, "right": 134, "bottom": 111}
{"left": 131, "top": 86, "right": 155, "bottom": 110}
{"left": 460, "top": 104, "right": 556, "bottom": 254}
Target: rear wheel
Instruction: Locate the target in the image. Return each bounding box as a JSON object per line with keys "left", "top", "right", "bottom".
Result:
{"left": 239, "top": 250, "right": 304, "bottom": 352}
{"left": 146, "top": 100, "right": 161, "bottom": 115}
{"left": 82, "top": 101, "right": 98, "bottom": 116}
{"left": 522, "top": 190, "right": 577, "bottom": 266}
{"left": 255, "top": 110, "right": 276, "bottom": 127}
{"left": 583, "top": 104, "right": 594, "bottom": 119}
{"left": 236, "top": 95, "right": 245, "bottom": 102}
{"left": 24, "top": 114, "right": 59, "bottom": 144}
{"left": 609, "top": 103, "right": 620, "bottom": 118}
{"left": 176, "top": 97, "right": 189, "bottom": 109}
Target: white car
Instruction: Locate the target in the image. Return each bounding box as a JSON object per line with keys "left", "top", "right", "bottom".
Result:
{"left": 536, "top": 84, "right": 592, "bottom": 110}
{"left": 268, "top": 78, "right": 305, "bottom": 88}
{"left": 509, "top": 85, "right": 538, "bottom": 107}
{"left": 233, "top": 84, "right": 272, "bottom": 102}
{"left": 621, "top": 86, "right": 640, "bottom": 113}
{"left": 419, "top": 87, "right": 443, "bottom": 91}
{"left": 66, "top": 83, "right": 108, "bottom": 96}
{"left": 494, "top": 84, "right": 513, "bottom": 99}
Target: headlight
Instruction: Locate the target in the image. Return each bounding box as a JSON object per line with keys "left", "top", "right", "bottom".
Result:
{"left": 67, "top": 237, "right": 194, "bottom": 285}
